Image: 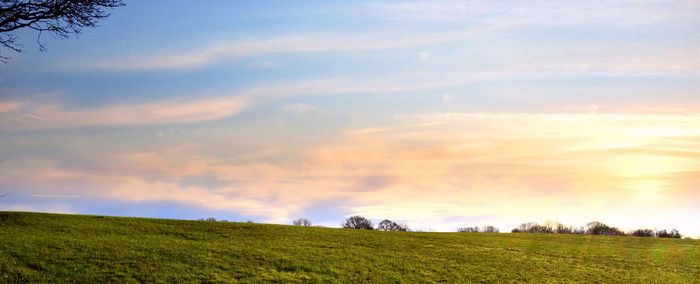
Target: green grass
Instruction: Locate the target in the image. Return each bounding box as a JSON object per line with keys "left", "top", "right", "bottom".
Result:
{"left": 0, "top": 212, "right": 698, "bottom": 283}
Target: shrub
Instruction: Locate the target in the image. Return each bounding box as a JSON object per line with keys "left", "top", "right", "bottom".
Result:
{"left": 292, "top": 218, "right": 312, "bottom": 226}
{"left": 342, "top": 216, "right": 374, "bottom": 230}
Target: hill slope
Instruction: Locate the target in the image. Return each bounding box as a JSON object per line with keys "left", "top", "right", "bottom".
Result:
{"left": 0, "top": 212, "right": 698, "bottom": 283}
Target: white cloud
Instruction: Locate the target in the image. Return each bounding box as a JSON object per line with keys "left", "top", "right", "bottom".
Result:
{"left": 419, "top": 51, "right": 431, "bottom": 61}
{"left": 441, "top": 94, "right": 451, "bottom": 103}
{"left": 283, "top": 103, "right": 317, "bottom": 114}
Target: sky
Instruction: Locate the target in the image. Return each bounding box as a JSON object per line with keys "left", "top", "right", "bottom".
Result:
{"left": 0, "top": 0, "right": 699, "bottom": 236}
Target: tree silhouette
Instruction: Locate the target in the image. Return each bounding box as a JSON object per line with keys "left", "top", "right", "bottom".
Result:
{"left": 377, "top": 219, "right": 407, "bottom": 231}
{"left": 0, "top": 0, "right": 124, "bottom": 62}
{"left": 458, "top": 226, "right": 479, "bottom": 233}
{"left": 482, "top": 226, "right": 499, "bottom": 233}
{"left": 586, "top": 221, "right": 625, "bottom": 236}
{"left": 631, "top": 229, "right": 655, "bottom": 237}
{"left": 292, "top": 218, "right": 311, "bottom": 226}
{"left": 342, "top": 216, "right": 374, "bottom": 230}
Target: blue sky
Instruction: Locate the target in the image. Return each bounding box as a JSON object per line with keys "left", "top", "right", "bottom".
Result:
{"left": 1, "top": 1, "right": 699, "bottom": 235}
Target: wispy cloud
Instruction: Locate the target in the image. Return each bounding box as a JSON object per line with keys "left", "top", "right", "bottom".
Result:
{"left": 1, "top": 96, "right": 246, "bottom": 130}
{"left": 4, "top": 63, "right": 696, "bottom": 131}
{"left": 364, "top": 1, "right": 690, "bottom": 26}
{"left": 0, "top": 101, "right": 23, "bottom": 112}
{"left": 283, "top": 103, "right": 317, "bottom": 114}
{"left": 0, "top": 71, "right": 510, "bottom": 131}
{"left": 64, "top": 26, "right": 510, "bottom": 71}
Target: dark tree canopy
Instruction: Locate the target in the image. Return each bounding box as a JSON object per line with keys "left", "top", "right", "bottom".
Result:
{"left": 376, "top": 219, "right": 407, "bottom": 232}
{"left": 342, "top": 216, "right": 374, "bottom": 230}
{"left": 656, "top": 229, "right": 682, "bottom": 239}
{"left": 631, "top": 228, "right": 655, "bottom": 237}
{"left": 585, "top": 221, "right": 625, "bottom": 236}
{"left": 0, "top": 0, "right": 124, "bottom": 61}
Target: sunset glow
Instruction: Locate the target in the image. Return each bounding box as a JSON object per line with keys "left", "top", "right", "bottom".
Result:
{"left": 1, "top": 1, "right": 698, "bottom": 237}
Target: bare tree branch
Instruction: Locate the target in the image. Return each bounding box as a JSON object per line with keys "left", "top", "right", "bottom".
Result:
{"left": 0, "top": 0, "right": 124, "bottom": 62}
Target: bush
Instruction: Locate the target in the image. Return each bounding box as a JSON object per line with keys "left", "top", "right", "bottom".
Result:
{"left": 342, "top": 216, "right": 374, "bottom": 230}
{"left": 292, "top": 218, "right": 312, "bottom": 226}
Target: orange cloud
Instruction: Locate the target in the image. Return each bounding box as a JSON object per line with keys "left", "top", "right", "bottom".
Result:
{"left": 3, "top": 112, "right": 699, "bottom": 235}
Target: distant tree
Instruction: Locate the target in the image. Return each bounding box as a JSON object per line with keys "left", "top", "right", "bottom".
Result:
{"left": 457, "top": 226, "right": 480, "bottom": 233}
{"left": 655, "top": 229, "right": 681, "bottom": 239}
{"left": 482, "top": 226, "right": 499, "bottom": 233}
{"left": 0, "top": 0, "right": 125, "bottom": 62}
{"left": 586, "top": 221, "right": 625, "bottom": 236}
{"left": 554, "top": 223, "right": 586, "bottom": 234}
{"left": 656, "top": 229, "right": 670, "bottom": 238}
{"left": 669, "top": 229, "right": 682, "bottom": 239}
{"left": 513, "top": 222, "right": 553, "bottom": 234}
{"left": 292, "top": 218, "right": 311, "bottom": 227}
{"left": 342, "top": 216, "right": 374, "bottom": 230}
{"left": 202, "top": 217, "right": 217, "bottom": 222}
{"left": 631, "top": 229, "right": 655, "bottom": 237}
{"left": 376, "top": 219, "right": 407, "bottom": 231}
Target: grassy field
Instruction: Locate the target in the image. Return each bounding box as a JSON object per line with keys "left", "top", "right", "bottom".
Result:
{"left": 0, "top": 212, "right": 698, "bottom": 283}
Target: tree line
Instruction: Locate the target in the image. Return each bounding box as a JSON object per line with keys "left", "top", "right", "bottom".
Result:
{"left": 509, "top": 221, "right": 683, "bottom": 238}
{"left": 288, "top": 217, "right": 687, "bottom": 238}
{"left": 289, "top": 216, "right": 410, "bottom": 231}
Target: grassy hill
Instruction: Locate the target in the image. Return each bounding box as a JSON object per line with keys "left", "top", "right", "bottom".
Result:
{"left": 0, "top": 212, "right": 698, "bottom": 283}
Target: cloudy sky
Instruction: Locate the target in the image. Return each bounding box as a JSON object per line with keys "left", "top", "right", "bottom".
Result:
{"left": 1, "top": 1, "right": 699, "bottom": 236}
